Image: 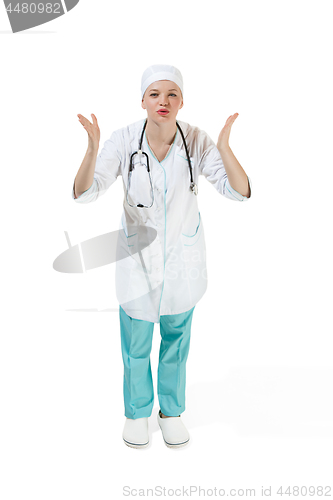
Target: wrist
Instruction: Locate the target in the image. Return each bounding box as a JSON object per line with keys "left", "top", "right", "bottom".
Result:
{"left": 217, "top": 142, "right": 230, "bottom": 153}
{"left": 87, "top": 144, "right": 99, "bottom": 155}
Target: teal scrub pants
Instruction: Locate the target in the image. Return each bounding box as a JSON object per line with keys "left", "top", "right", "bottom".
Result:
{"left": 119, "top": 305, "right": 195, "bottom": 419}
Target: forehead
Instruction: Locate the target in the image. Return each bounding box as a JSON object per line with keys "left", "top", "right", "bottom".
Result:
{"left": 146, "top": 80, "right": 180, "bottom": 91}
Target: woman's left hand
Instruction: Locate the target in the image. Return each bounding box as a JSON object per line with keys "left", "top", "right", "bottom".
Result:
{"left": 217, "top": 113, "right": 239, "bottom": 150}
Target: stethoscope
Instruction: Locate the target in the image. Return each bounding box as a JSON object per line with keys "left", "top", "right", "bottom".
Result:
{"left": 126, "top": 119, "right": 198, "bottom": 208}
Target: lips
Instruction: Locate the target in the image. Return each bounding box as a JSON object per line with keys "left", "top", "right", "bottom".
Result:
{"left": 157, "top": 109, "right": 169, "bottom": 115}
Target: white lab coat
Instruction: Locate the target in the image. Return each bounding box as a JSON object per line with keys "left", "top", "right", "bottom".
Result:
{"left": 72, "top": 118, "right": 252, "bottom": 323}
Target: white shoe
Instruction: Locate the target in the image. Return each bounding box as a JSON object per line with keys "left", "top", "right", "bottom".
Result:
{"left": 122, "top": 417, "right": 149, "bottom": 449}
{"left": 157, "top": 410, "right": 190, "bottom": 448}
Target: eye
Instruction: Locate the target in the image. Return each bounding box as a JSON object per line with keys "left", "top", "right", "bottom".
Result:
{"left": 149, "top": 93, "right": 177, "bottom": 97}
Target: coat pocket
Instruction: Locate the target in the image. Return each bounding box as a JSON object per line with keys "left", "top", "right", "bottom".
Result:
{"left": 181, "top": 211, "right": 202, "bottom": 247}
{"left": 179, "top": 211, "right": 207, "bottom": 284}
{"left": 121, "top": 218, "right": 138, "bottom": 248}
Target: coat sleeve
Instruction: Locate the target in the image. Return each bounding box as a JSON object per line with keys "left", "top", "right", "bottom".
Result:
{"left": 198, "top": 130, "right": 252, "bottom": 202}
{"left": 71, "top": 130, "right": 122, "bottom": 203}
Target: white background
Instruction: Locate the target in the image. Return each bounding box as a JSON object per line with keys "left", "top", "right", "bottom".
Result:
{"left": 1, "top": 0, "right": 333, "bottom": 498}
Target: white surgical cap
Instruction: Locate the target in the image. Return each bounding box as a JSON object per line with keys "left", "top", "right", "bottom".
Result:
{"left": 141, "top": 64, "right": 184, "bottom": 99}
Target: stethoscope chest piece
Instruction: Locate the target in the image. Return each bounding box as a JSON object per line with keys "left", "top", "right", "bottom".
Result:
{"left": 190, "top": 182, "right": 198, "bottom": 195}
{"left": 127, "top": 119, "right": 198, "bottom": 207}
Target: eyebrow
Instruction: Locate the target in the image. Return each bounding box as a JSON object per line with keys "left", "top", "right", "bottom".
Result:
{"left": 149, "top": 89, "right": 178, "bottom": 92}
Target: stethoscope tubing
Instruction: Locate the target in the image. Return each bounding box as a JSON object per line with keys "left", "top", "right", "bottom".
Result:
{"left": 127, "top": 119, "right": 197, "bottom": 208}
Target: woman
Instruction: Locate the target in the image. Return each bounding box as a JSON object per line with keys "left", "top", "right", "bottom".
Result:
{"left": 72, "top": 64, "right": 252, "bottom": 449}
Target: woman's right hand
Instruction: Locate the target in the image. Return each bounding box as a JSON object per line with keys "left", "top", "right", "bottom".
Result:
{"left": 77, "top": 113, "right": 100, "bottom": 151}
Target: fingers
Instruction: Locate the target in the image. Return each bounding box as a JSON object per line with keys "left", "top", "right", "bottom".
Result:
{"left": 77, "top": 113, "right": 99, "bottom": 132}
{"left": 77, "top": 114, "right": 91, "bottom": 129}
{"left": 91, "top": 113, "right": 98, "bottom": 126}
{"left": 225, "top": 113, "right": 239, "bottom": 127}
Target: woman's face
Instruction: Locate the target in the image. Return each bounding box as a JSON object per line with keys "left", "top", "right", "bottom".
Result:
{"left": 141, "top": 80, "right": 183, "bottom": 123}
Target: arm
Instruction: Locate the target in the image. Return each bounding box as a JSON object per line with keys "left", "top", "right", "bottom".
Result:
{"left": 217, "top": 144, "right": 251, "bottom": 198}
{"left": 198, "top": 128, "right": 252, "bottom": 202}
{"left": 216, "top": 113, "right": 250, "bottom": 198}
{"left": 72, "top": 116, "right": 122, "bottom": 204}
{"left": 73, "top": 113, "right": 100, "bottom": 199}
{"left": 74, "top": 146, "right": 98, "bottom": 198}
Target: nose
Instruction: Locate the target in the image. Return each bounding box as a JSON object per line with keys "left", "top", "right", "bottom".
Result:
{"left": 159, "top": 94, "right": 169, "bottom": 106}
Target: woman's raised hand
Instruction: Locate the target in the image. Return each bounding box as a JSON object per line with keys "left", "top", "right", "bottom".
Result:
{"left": 217, "top": 113, "right": 239, "bottom": 151}
{"left": 77, "top": 113, "right": 100, "bottom": 151}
